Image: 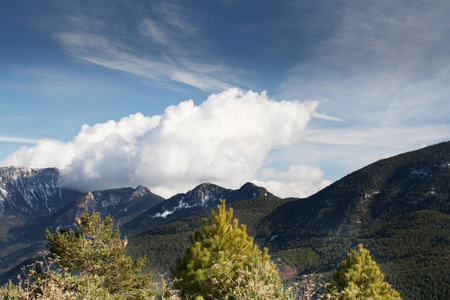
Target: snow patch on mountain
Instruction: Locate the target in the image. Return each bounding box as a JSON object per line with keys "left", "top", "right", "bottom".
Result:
{"left": 154, "top": 195, "right": 209, "bottom": 218}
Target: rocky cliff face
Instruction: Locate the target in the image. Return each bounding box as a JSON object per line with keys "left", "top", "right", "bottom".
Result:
{"left": 50, "top": 186, "right": 165, "bottom": 228}
{"left": 0, "top": 167, "right": 79, "bottom": 220}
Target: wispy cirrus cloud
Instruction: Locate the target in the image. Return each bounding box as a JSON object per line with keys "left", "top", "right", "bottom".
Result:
{"left": 284, "top": 1, "right": 450, "bottom": 123}
{"left": 0, "top": 136, "right": 41, "bottom": 144}
{"left": 275, "top": 1, "right": 450, "bottom": 180}
{"left": 139, "top": 19, "right": 172, "bottom": 46}
{"left": 52, "top": 3, "right": 235, "bottom": 92}
{"left": 304, "top": 126, "right": 450, "bottom": 150}
{"left": 282, "top": 3, "right": 450, "bottom": 137}
{"left": 55, "top": 31, "right": 233, "bottom": 91}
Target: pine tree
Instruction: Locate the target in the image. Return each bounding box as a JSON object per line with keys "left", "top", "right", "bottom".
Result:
{"left": 325, "top": 244, "right": 402, "bottom": 300}
{"left": 170, "top": 200, "right": 290, "bottom": 299}
{"left": 45, "top": 211, "right": 155, "bottom": 299}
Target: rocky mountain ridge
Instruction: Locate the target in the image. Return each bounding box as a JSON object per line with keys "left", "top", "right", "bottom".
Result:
{"left": 0, "top": 167, "right": 274, "bottom": 226}
{"left": 121, "top": 182, "right": 276, "bottom": 235}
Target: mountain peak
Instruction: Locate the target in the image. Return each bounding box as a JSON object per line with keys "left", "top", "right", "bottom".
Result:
{"left": 184, "top": 183, "right": 229, "bottom": 205}
{"left": 131, "top": 185, "right": 152, "bottom": 198}
{"left": 236, "top": 182, "right": 274, "bottom": 199}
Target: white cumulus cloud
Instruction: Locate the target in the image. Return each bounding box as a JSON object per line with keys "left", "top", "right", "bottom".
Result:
{"left": 1, "top": 89, "right": 322, "bottom": 198}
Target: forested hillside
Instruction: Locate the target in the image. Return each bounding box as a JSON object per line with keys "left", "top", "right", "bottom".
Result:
{"left": 127, "top": 141, "right": 450, "bottom": 299}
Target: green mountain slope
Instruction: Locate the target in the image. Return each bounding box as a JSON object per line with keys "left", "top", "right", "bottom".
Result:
{"left": 360, "top": 210, "right": 449, "bottom": 298}
{"left": 259, "top": 142, "right": 450, "bottom": 299}
{"left": 260, "top": 141, "right": 449, "bottom": 242}
{"left": 127, "top": 141, "right": 449, "bottom": 300}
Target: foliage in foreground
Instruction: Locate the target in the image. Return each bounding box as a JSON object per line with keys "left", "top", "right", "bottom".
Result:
{"left": 0, "top": 211, "right": 155, "bottom": 299}
{"left": 170, "top": 200, "right": 291, "bottom": 299}
{"left": 46, "top": 211, "right": 154, "bottom": 296}
{"left": 0, "top": 208, "right": 402, "bottom": 300}
{"left": 325, "top": 244, "right": 402, "bottom": 300}
{"left": 0, "top": 253, "right": 134, "bottom": 299}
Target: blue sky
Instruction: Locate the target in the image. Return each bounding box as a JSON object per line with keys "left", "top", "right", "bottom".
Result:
{"left": 1, "top": 0, "right": 449, "bottom": 198}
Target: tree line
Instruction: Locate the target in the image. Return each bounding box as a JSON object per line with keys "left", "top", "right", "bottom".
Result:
{"left": 0, "top": 200, "right": 402, "bottom": 299}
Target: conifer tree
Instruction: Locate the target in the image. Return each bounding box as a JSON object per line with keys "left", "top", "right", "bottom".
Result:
{"left": 171, "top": 200, "right": 290, "bottom": 299}
{"left": 325, "top": 244, "right": 402, "bottom": 300}
{"left": 45, "top": 211, "right": 155, "bottom": 299}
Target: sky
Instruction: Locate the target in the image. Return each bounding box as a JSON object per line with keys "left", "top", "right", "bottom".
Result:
{"left": 1, "top": 0, "right": 449, "bottom": 198}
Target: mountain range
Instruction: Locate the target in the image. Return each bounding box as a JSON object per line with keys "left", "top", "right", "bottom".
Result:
{"left": 0, "top": 141, "right": 449, "bottom": 299}
{"left": 0, "top": 166, "right": 275, "bottom": 278}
